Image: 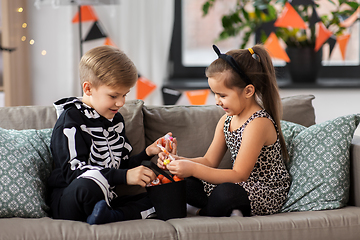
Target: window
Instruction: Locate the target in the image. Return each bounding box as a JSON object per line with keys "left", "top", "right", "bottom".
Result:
{"left": 167, "top": 0, "right": 360, "bottom": 88}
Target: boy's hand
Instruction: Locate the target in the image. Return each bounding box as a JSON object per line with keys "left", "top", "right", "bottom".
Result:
{"left": 146, "top": 132, "right": 177, "bottom": 156}
{"left": 126, "top": 165, "right": 156, "bottom": 187}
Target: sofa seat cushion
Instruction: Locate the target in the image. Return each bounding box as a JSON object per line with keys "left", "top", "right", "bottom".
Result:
{"left": 0, "top": 217, "right": 177, "bottom": 240}
{"left": 167, "top": 206, "right": 360, "bottom": 240}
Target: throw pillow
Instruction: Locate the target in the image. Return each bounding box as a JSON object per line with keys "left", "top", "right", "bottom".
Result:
{"left": 0, "top": 128, "right": 53, "bottom": 218}
{"left": 281, "top": 114, "right": 360, "bottom": 212}
{"left": 280, "top": 120, "right": 306, "bottom": 163}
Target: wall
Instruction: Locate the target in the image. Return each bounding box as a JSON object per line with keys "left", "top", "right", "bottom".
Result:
{"left": 279, "top": 89, "right": 360, "bottom": 135}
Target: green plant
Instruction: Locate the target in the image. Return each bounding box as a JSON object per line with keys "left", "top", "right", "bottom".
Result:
{"left": 202, "top": 0, "right": 359, "bottom": 49}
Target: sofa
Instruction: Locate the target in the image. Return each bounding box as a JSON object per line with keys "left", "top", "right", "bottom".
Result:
{"left": 0, "top": 94, "right": 360, "bottom": 240}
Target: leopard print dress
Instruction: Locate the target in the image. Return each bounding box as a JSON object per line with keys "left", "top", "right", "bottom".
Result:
{"left": 203, "top": 110, "right": 290, "bottom": 215}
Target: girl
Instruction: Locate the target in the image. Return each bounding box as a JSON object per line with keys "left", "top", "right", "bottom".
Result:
{"left": 158, "top": 44, "right": 290, "bottom": 217}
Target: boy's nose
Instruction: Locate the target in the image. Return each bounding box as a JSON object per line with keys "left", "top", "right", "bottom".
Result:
{"left": 116, "top": 100, "right": 125, "bottom": 107}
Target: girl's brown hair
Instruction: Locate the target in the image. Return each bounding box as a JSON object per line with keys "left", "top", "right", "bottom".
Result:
{"left": 79, "top": 45, "right": 138, "bottom": 89}
{"left": 205, "top": 44, "right": 288, "bottom": 161}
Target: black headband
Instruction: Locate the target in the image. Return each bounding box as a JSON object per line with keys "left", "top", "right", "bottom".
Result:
{"left": 212, "top": 45, "right": 252, "bottom": 86}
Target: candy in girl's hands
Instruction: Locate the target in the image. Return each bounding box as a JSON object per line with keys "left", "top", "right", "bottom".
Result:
{"left": 163, "top": 158, "right": 171, "bottom": 166}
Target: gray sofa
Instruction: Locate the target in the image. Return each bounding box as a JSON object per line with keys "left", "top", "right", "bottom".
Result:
{"left": 0, "top": 94, "right": 360, "bottom": 240}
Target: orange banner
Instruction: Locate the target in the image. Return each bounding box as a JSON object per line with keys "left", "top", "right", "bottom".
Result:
{"left": 104, "top": 38, "right": 117, "bottom": 47}
{"left": 264, "top": 32, "right": 290, "bottom": 62}
{"left": 337, "top": 34, "right": 351, "bottom": 60}
{"left": 72, "top": 5, "right": 98, "bottom": 23}
{"left": 315, "top": 22, "right": 333, "bottom": 52}
{"left": 136, "top": 76, "right": 157, "bottom": 100}
{"left": 185, "top": 89, "right": 210, "bottom": 105}
{"left": 274, "top": 2, "right": 307, "bottom": 29}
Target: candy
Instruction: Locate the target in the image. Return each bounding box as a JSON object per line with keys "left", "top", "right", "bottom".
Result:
{"left": 163, "top": 134, "right": 174, "bottom": 150}
{"left": 151, "top": 178, "right": 160, "bottom": 186}
{"left": 157, "top": 144, "right": 175, "bottom": 161}
{"left": 173, "top": 175, "right": 183, "bottom": 182}
{"left": 163, "top": 159, "right": 171, "bottom": 165}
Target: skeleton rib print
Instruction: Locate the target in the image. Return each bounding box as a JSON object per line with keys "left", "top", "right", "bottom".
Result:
{"left": 79, "top": 122, "right": 132, "bottom": 169}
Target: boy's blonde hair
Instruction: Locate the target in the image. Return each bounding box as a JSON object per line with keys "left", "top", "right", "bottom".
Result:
{"left": 79, "top": 45, "right": 138, "bottom": 89}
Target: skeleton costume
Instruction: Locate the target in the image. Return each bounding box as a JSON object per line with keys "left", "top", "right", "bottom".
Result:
{"left": 48, "top": 97, "right": 154, "bottom": 221}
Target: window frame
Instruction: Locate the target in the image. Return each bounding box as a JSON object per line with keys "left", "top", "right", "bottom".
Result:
{"left": 167, "top": 0, "right": 360, "bottom": 87}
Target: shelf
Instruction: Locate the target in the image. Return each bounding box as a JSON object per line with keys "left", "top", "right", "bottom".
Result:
{"left": 164, "top": 78, "right": 360, "bottom": 90}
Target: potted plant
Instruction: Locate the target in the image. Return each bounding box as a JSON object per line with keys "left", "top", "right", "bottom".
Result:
{"left": 202, "top": 0, "right": 360, "bottom": 83}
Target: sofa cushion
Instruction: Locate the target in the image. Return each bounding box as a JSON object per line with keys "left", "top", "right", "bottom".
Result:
{"left": 281, "top": 94, "right": 315, "bottom": 127}
{"left": 0, "top": 100, "right": 145, "bottom": 156}
{"left": 0, "top": 128, "right": 53, "bottom": 218}
{"left": 0, "top": 106, "right": 57, "bottom": 130}
{"left": 143, "top": 95, "right": 316, "bottom": 169}
{"left": 118, "top": 100, "right": 146, "bottom": 156}
{"left": 281, "top": 114, "right": 360, "bottom": 212}
{"left": 143, "top": 104, "right": 232, "bottom": 169}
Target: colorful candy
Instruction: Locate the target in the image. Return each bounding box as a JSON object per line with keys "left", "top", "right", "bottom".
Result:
{"left": 147, "top": 174, "right": 184, "bottom": 186}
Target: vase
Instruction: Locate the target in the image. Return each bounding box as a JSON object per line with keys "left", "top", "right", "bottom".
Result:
{"left": 286, "top": 47, "right": 322, "bottom": 83}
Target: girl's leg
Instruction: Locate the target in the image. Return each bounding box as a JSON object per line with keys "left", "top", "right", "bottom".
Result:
{"left": 200, "top": 183, "right": 251, "bottom": 217}
{"left": 185, "top": 177, "right": 208, "bottom": 208}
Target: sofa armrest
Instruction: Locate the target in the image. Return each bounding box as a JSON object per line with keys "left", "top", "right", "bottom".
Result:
{"left": 349, "top": 135, "right": 360, "bottom": 207}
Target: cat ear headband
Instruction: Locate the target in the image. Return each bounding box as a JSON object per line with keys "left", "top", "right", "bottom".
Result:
{"left": 213, "top": 45, "right": 258, "bottom": 86}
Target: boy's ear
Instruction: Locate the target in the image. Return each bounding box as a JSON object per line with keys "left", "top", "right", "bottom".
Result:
{"left": 244, "top": 84, "right": 255, "bottom": 98}
{"left": 83, "top": 81, "right": 92, "bottom": 96}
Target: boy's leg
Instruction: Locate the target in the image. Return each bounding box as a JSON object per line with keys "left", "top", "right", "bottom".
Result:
{"left": 54, "top": 178, "right": 104, "bottom": 222}
{"left": 87, "top": 192, "right": 154, "bottom": 224}
{"left": 111, "top": 192, "right": 155, "bottom": 220}
{"left": 201, "top": 183, "right": 251, "bottom": 217}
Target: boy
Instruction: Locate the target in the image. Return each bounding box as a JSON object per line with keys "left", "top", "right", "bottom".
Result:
{"left": 48, "top": 46, "right": 171, "bottom": 224}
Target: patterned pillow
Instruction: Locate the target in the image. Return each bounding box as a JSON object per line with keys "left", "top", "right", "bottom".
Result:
{"left": 280, "top": 120, "right": 306, "bottom": 165}
{"left": 281, "top": 114, "right": 360, "bottom": 212}
{"left": 0, "top": 128, "right": 53, "bottom": 218}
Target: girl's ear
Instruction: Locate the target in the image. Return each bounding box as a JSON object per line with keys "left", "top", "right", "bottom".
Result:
{"left": 244, "top": 84, "right": 255, "bottom": 98}
{"left": 83, "top": 81, "right": 92, "bottom": 96}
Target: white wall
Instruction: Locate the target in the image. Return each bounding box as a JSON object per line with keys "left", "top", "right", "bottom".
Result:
{"left": 279, "top": 89, "right": 360, "bottom": 135}
{"left": 27, "top": 1, "right": 174, "bottom": 107}
{"left": 28, "top": 3, "right": 80, "bottom": 106}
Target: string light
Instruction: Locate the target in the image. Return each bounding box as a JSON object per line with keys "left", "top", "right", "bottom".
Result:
{"left": 21, "top": 36, "right": 26, "bottom": 41}
{"left": 17, "top": 8, "right": 23, "bottom": 13}
{"left": 29, "top": 39, "right": 35, "bottom": 45}
{"left": 41, "top": 50, "right": 47, "bottom": 56}
{"left": 22, "top": 23, "right": 27, "bottom": 28}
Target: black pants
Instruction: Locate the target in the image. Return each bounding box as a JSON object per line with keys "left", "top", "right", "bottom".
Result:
{"left": 50, "top": 178, "right": 153, "bottom": 222}
{"left": 186, "top": 177, "right": 251, "bottom": 217}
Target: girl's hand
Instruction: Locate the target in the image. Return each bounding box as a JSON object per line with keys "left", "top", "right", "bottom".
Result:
{"left": 146, "top": 132, "right": 176, "bottom": 156}
{"left": 166, "top": 159, "right": 194, "bottom": 178}
{"left": 157, "top": 152, "right": 179, "bottom": 169}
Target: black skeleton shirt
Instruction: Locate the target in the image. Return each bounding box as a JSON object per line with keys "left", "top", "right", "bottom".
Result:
{"left": 48, "top": 97, "right": 151, "bottom": 205}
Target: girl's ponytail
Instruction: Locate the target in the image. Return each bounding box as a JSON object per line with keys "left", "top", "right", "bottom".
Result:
{"left": 251, "top": 45, "right": 288, "bottom": 161}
